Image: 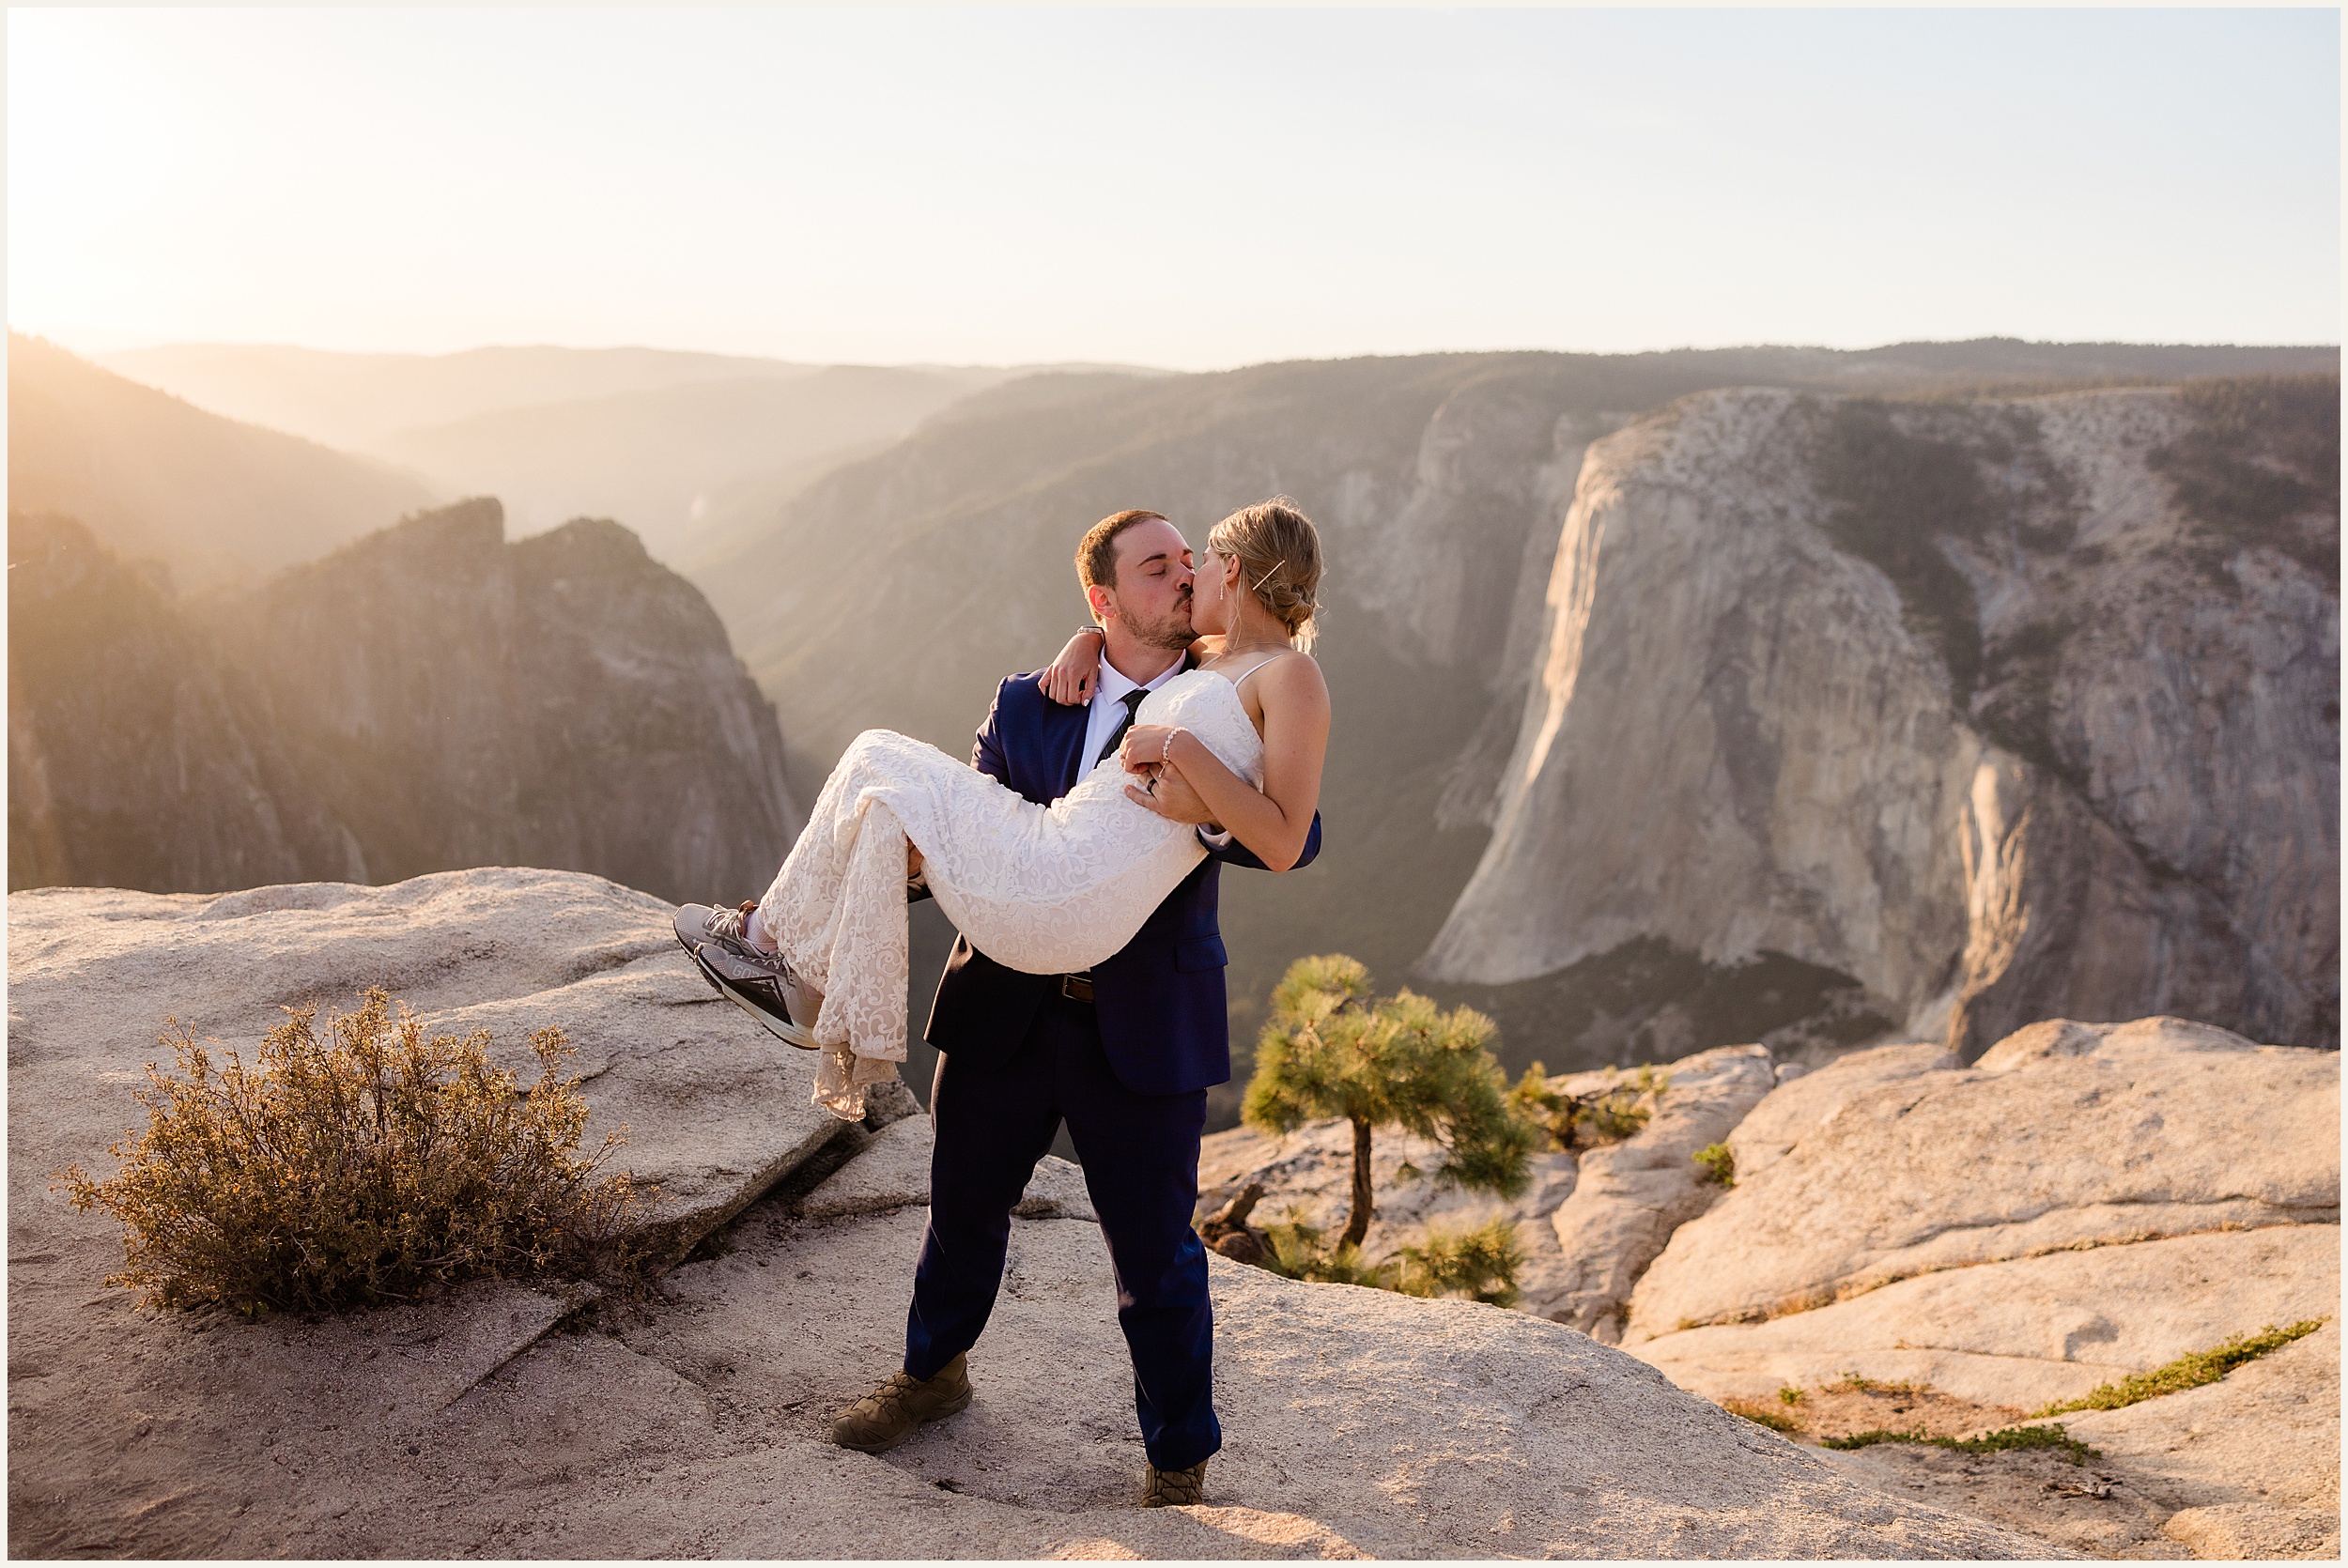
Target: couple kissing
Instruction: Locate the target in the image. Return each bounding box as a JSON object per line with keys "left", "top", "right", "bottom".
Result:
{"left": 673, "top": 499, "right": 1331, "bottom": 1506}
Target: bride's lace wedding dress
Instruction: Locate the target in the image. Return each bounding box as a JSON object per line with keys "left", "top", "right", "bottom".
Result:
{"left": 760, "top": 661, "right": 1272, "bottom": 1118}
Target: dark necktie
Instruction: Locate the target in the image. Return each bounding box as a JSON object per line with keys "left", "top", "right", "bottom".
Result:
{"left": 1096, "top": 687, "right": 1150, "bottom": 767}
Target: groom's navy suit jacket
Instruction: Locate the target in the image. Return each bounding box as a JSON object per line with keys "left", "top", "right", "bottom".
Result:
{"left": 922, "top": 666, "right": 1322, "bottom": 1096}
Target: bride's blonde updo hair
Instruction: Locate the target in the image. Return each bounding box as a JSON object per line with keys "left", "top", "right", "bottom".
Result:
{"left": 1208, "top": 497, "right": 1323, "bottom": 653}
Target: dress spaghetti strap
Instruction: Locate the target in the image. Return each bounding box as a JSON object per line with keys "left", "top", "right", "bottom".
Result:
{"left": 1226, "top": 651, "right": 1293, "bottom": 689}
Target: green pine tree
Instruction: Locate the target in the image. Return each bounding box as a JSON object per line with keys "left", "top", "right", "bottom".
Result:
{"left": 1242, "top": 954, "right": 1540, "bottom": 1252}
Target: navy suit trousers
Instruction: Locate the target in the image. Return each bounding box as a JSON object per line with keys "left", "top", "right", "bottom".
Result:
{"left": 903, "top": 988, "right": 1219, "bottom": 1471}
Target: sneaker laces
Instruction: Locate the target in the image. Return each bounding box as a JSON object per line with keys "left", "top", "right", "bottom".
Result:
{"left": 703, "top": 902, "right": 792, "bottom": 973}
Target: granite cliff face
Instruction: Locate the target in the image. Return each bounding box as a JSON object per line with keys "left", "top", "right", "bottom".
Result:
{"left": 8, "top": 513, "right": 364, "bottom": 892}
{"left": 207, "top": 498, "right": 800, "bottom": 901}
{"left": 1425, "top": 380, "right": 2339, "bottom": 1057}
{"left": 8, "top": 501, "right": 799, "bottom": 904}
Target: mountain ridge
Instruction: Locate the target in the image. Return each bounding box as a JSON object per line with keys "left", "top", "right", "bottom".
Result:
{"left": 7, "top": 333, "right": 437, "bottom": 592}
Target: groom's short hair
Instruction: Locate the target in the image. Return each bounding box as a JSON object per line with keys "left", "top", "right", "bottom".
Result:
{"left": 1076, "top": 510, "right": 1169, "bottom": 618}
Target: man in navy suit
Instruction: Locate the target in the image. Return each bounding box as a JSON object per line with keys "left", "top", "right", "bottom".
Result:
{"left": 828, "top": 509, "right": 1321, "bottom": 1506}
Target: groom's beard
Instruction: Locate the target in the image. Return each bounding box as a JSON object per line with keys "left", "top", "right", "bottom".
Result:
{"left": 1130, "top": 592, "right": 1197, "bottom": 653}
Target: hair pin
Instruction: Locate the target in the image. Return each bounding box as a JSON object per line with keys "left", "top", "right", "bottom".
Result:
{"left": 1251, "top": 559, "right": 1287, "bottom": 592}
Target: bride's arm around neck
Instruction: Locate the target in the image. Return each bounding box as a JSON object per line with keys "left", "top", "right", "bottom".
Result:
{"left": 1123, "top": 651, "right": 1330, "bottom": 872}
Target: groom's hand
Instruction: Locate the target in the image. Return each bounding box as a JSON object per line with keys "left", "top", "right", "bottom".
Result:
{"left": 1125, "top": 764, "right": 1220, "bottom": 827}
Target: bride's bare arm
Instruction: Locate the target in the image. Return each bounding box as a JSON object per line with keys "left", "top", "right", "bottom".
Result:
{"left": 1041, "top": 628, "right": 1105, "bottom": 705}
{"left": 1119, "top": 656, "right": 1330, "bottom": 872}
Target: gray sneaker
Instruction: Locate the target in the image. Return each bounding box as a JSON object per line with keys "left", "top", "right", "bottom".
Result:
{"left": 675, "top": 901, "right": 820, "bottom": 1050}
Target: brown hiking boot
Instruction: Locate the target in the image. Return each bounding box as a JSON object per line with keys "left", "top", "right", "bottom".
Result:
{"left": 830, "top": 1353, "right": 972, "bottom": 1453}
{"left": 1140, "top": 1458, "right": 1208, "bottom": 1507}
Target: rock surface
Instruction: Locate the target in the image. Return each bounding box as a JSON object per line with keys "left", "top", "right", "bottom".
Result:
{"left": 1808, "top": 1321, "right": 2342, "bottom": 1561}
{"left": 9, "top": 513, "right": 366, "bottom": 894}
{"left": 8, "top": 870, "right": 850, "bottom": 1269}
{"left": 1423, "top": 390, "right": 1978, "bottom": 1026}
{"left": 797, "top": 1113, "right": 1096, "bottom": 1225}
{"left": 1426, "top": 383, "right": 2339, "bottom": 1060}
{"left": 1196, "top": 1041, "right": 1778, "bottom": 1337}
{"left": 1624, "top": 1020, "right": 2340, "bottom": 1339}
{"left": 1723, "top": 1041, "right": 1954, "bottom": 1181}
{"left": 1192, "top": 1013, "right": 2343, "bottom": 1565}
{"left": 1636, "top": 1225, "right": 2338, "bottom": 1411}
{"left": 205, "top": 498, "right": 802, "bottom": 903}
{"left": 1614, "top": 1021, "right": 2338, "bottom": 1560}
{"left": 8, "top": 871, "right": 2055, "bottom": 1559}
{"left": 2065, "top": 1322, "right": 2341, "bottom": 1560}
{"left": 1539, "top": 1044, "right": 1776, "bottom": 1338}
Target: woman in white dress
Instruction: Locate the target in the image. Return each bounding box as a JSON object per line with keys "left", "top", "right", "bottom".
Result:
{"left": 676, "top": 500, "right": 1332, "bottom": 1119}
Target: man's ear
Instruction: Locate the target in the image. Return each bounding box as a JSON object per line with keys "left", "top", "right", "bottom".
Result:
{"left": 1087, "top": 583, "right": 1114, "bottom": 624}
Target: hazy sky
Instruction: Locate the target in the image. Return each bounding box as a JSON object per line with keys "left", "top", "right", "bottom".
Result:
{"left": 9, "top": 8, "right": 2339, "bottom": 368}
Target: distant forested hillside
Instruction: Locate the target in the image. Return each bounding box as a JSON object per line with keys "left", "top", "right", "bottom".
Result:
{"left": 93, "top": 341, "right": 1089, "bottom": 561}
{"left": 95, "top": 342, "right": 826, "bottom": 451}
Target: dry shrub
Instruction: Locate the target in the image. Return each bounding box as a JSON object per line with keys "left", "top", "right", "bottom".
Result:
{"left": 58, "top": 987, "right": 651, "bottom": 1315}
{"left": 1810, "top": 398, "right": 1995, "bottom": 697}
{"left": 2153, "top": 374, "right": 2340, "bottom": 588}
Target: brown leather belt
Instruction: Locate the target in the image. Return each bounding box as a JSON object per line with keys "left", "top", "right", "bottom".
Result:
{"left": 1058, "top": 972, "right": 1095, "bottom": 1003}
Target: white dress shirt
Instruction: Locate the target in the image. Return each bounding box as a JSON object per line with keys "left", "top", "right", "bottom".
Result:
{"left": 1080, "top": 650, "right": 1185, "bottom": 775}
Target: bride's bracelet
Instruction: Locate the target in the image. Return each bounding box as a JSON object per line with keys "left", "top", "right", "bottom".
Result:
{"left": 1160, "top": 728, "right": 1185, "bottom": 766}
